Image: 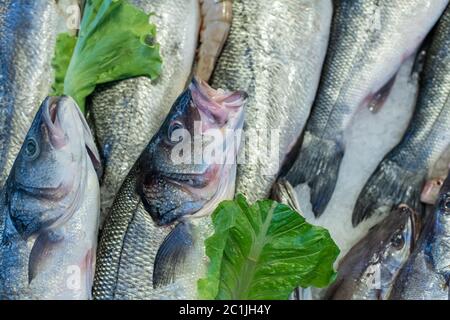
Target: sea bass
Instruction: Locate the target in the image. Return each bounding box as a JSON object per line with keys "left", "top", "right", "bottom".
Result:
{"left": 210, "top": 0, "right": 332, "bottom": 202}
{"left": 0, "top": 1, "right": 60, "bottom": 187}
{"left": 93, "top": 79, "right": 247, "bottom": 300}
{"left": 324, "top": 205, "right": 419, "bottom": 300}
{"left": 353, "top": 5, "right": 450, "bottom": 226}
{"left": 0, "top": 96, "right": 101, "bottom": 300}
{"left": 390, "top": 172, "right": 450, "bottom": 300}
{"left": 88, "top": 0, "right": 200, "bottom": 225}
{"left": 285, "top": 0, "right": 448, "bottom": 217}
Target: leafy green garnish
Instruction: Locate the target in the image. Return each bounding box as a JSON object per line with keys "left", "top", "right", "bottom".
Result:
{"left": 51, "top": 33, "right": 77, "bottom": 97}
{"left": 198, "top": 195, "right": 339, "bottom": 300}
{"left": 52, "top": 0, "right": 162, "bottom": 112}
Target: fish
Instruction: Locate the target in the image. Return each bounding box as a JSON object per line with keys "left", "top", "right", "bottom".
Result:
{"left": 352, "top": 5, "right": 450, "bottom": 226}
{"left": 389, "top": 171, "right": 450, "bottom": 300}
{"left": 421, "top": 176, "right": 446, "bottom": 205}
{"left": 88, "top": 0, "right": 200, "bottom": 226}
{"left": 0, "top": 96, "right": 101, "bottom": 300}
{"left": 210, "top": 0, "right": 332, "bottom": 203}
{"left": 0, "top": 1, "right": 60, "bottom": 188}
{"left": 285, "top": 0, "right": 449, "bottom": 217}
{"left": 323, "top": 205, "right": 419, "bottom": 300}
{"left": 194, "top": 0, "right": 233, "bottom": 82}
{"left": 93, "top": 79, "right": 247, "bottom": 300}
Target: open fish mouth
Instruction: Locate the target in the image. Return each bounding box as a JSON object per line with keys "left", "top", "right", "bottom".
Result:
{"left": 190, "top": 77, "right": 247, "bottom": 131}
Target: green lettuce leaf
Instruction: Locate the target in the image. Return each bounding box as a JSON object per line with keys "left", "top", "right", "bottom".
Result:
{"left": 52, "top": 0, "right": 162, "bottom": 112}
{"left": 51, "top": 33, "right": 77, "bottom": 97}
{"left": 198, "top": 195, "right": 340, "bottom": 300}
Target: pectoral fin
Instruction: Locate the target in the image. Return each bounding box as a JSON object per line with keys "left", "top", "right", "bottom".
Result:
{"left": 28, "top": 230, "right": 64, "bottom": 284}
{"left": 153, "top": 222, "right": 195, "bottom": 289}
{"left": 367, "top": 74, "right": 397, "bottom": 113}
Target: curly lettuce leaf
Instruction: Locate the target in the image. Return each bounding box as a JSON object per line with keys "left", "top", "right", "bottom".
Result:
{"left": 52, "top": 0, "right": 162, "bottom": 112}
{"left": 198, "top": 195, "right": 339, "bottom": 300}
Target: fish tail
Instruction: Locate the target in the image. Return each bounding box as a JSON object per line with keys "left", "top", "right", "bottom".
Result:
{"left": 285, "top": 131, "right": 344, "bottom": 217}
{"left": 352, "top": 158, "right": 425, "bottom": 227}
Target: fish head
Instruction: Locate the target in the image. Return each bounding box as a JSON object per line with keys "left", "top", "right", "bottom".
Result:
{"left": 138, "top": 78, "right": 247, "bottom": 225}
{"left": 436, "top": 173, "right": 450, "bottom": 223}
{"left": 7, "top": 96, "right": 100, "bottom": 238}
{"left": 363, "top": 205, "right": 419, "bottom": 299}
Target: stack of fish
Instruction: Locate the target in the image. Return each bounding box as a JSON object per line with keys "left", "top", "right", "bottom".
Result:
{"left": 0, "top": 0, "right": 450, "bottom": 300}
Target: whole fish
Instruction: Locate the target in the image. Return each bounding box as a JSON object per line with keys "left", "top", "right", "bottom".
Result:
{"left": 93, "top": 79, "right": 247, "bottom": 300}
{"left": 353, "top": 6, "right": 450, "bottom": 226}
{"left": 0, "top": 96, "right": 101, "bottom": 300}
{"left": 0, "top": 1, "right": 60, "bottom": 188}
{"left": 194, "top": 0, "right": 233, "bottom": 82}
{"left": 285, "top": 0, "right": 449, "bottom": 217}
{"left": 88, "top": 0, "right": 200, "bottom": 225}
{"left": 210, "top": 0, "right": 332, "bottom": 202}
{"left": 390, "top": 172, "right": 450, "bottom": 300}
{"left": 324, "top": 205, "right": 419, "bottom": 300}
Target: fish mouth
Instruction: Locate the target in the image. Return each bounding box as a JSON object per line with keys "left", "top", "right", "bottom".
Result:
{"left": 397, "top": 204, "right": 421, "bottom": 252}
{"left": 42, "top": 96, "right": 66, "bottom": 149}
{"left": 190, "top": 77, "right": 247, "bottom": 131}
{"left": 43, "top": 96, "right": 102, "bottom": 176}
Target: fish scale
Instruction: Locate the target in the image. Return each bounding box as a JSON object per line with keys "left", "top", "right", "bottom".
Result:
{"left": 353, "top": 5, "right": 450, "bottom": 226}
{"left": 285, "top": 0, "right": 449, "bottom": 218}
{"left": 210, "top": 0, "right": 332, "bottom": 203}
{"left": 88, "top": 0, "right": 200, "bottom": 226}
{"left": 0, "top": 1, "right": 59, "bottom": 188}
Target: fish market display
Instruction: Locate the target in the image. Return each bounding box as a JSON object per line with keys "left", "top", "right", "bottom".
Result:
{"left": 324, "top": 205, "right": 418, "bottom": 300}
{"left": 285, "top": 0, "right": 449, "bottom": 217}
{"left": 194, "top": 0, "right": 232, "bottom": 82}
{"left": 0, "top": 96, "right": 101, "bottom": 300}
{"left": 210, "top": 0, "right": 332, "bottom": 202}
{"left": 88, "top": 0, "right": 200, "bottom": 225}
{"left": 390, "top": 172, "right": 450, "bottom": 300}
{"left": 93, "top": 79, "right": 247, "bottom": 299}
{"left": 0, "top": 1, "right": 60, "bottom": 188}
{"left": 353, "top": 6, "right": 450, "bottom": 226}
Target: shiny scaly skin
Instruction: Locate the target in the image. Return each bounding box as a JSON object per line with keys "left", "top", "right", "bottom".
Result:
{"left": 390, "top": 175, "right": 450, "bottom": 299}
{"left": 285, "top": 0, "right": 449, "bottom": 217}
{"left": 92, "top": 170, "right": 212, "bottom": 300}
{"left": 89, "top": 0, "right": 200, "bottom": 225}
{"left": 93, "top": 81, "right": 246, "bottom": 300}
{"left": 0, "top": 97, "right": 100, "bottom": 299}
{"left": 210, "top": 0, "right": 332, "bottom": 202}
{"left": 352, "top": 6, "right": 450, "bottom": 226}
{"left": 0, "top": 1, "right": 59, "bottom": 187}
{"left": 324, "top": 207, "right": 416, "bottom": 300}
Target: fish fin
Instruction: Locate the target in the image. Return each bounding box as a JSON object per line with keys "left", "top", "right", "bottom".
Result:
{"left": 153, "top": 222, "right": 195, "bottom": 289}
{"left": 367, "top": 74, "right": 397, "bottom": 113}
{"left": 352, "top": 158, "right": 425, "bottom": 227}
{"left": 285, "top": 131, "right": 344, "bottom": 217}
{"left": 28, "top": 230, "right": 64, "bottom": 284}
{"left": 271, "top": 179, "right": 301, "bottom": 212}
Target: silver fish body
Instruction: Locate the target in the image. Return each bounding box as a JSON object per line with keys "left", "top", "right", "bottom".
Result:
{"left": 0, "top": 96, "right": 100, "bottom": 300}
{"left": 0, "top": 1, "right": 60, "bottom": 188}
{"left": 353, "top": 5, "right": 450, "bottom": 226}
{"left": 210, "top": 0, "right": 332, "bottom": 202}
{"left": 93, "top": 80, "right": 247, "bottom": 300}
{"left": 88, "top": 0, "right": 200, "bottom": 225}
{"left": 390, "top": 173, "right": 450, "bottom": 300}
{"left": 324, "top": 205, "right": 418, "bottom": 300}
{"left": 285, "top": 0, "right": 449, "bottom": 217}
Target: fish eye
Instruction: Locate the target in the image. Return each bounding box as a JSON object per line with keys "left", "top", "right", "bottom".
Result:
{"left": 167, "top": 121, "right": 185, "bottom": 144}
{"left": 443, "top": 196, "right": 450, "bottom": 214}
{"left": 24, "top": 137, "right": 40, "bottom": 160}
{"left": 391, "top": 232, "right": 405, "bottom": 250}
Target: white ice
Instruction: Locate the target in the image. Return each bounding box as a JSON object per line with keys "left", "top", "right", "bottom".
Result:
{"left": 294, "top": 56, "right": 420, "bottom": 260}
